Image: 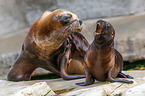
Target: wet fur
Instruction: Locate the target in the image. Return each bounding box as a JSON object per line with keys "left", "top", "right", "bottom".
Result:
{"left": 7, "top": 9, "right": 89, "bottom": 81}
{"left": 76, "top": 20, "right": 133, "bottom": 86}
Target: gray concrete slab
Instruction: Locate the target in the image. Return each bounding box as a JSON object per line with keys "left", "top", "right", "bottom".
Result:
{"left": 0, "top": 70, "right": 145, "bottom": 96}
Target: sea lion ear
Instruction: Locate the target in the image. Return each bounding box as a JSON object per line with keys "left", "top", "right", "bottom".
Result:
{"left": 95, "top": 23, "right": 101, "bottom": 35}
{"left": 41, "top": 10, "right": 52, "bottom": 18}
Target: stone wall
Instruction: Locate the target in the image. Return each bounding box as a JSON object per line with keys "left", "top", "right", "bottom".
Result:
{"left": 0, "top": 0, "right": 28, "bottom": 37}
{"left": 22, "top": 0, "right": 145, "bottom": 25}
{"left": 0, "top": 52, "right": 18, "bottom": 79}
{"left": 1, "top": 0, "right": 145, "bottom": 36}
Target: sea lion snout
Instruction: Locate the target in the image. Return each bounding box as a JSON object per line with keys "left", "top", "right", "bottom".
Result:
{"left": 78, "top": 19, "right": 83, "bottom": 25}
{"left": 68, "top": 19, "right": 83, "bottom": 32}
{"left": 53, "top": 9, "right": 83, "bottom": 32}
{"left": 76, "top": 19, "right": 83, "bottom": 31}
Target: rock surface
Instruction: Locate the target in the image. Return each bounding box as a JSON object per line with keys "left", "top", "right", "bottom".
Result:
{"left": 63, "top": 81, "right": 137, "bottom": 96}
{"left": 19, "top": 0, "right": 145, "bottom": 25}
{"left": 13, "top": 82, "right": 55, "bottom": 96}
{"left": 1, "top": 0, "right": 145, "bottom": 34}
{"left": 0, "top": 0, "right": 28, "bottom": 37}
{"left": 0, "top": 70, "right": 145, "bottom": 96}
{"left": 123, "top": 83, "right": 145, "bottom": 96}
{"left": 0, "top": 52, "right": 18, "bottom": 79}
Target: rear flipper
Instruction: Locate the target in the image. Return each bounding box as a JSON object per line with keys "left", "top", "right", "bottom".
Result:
{"left": 117, "top": 72, "right": 134, "bottom": 79}
{"left": 107, "top": 77, "right": 134, "bottom": 84}
{"left": 107, "top": 66, "right": 134, "bottom": 84}
{"left": 7, "top": 52, "right": 38, "bottom": 81}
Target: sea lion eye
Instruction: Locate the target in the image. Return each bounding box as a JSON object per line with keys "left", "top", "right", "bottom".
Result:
{"left": 64, "top": 16, "right": 68, "bottom": 20}
{"left": 58, "top": 14, "right": 72, "bottom": 25}
{"left": 106, "top": 24, "right": 110, "bottom": 29}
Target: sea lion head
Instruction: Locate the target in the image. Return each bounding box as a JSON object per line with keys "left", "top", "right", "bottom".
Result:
{"left": 94, "top": 20, "right": 115, "bottom": 41}
{"left": 34, "top": 9, "right": 83, "bottom": 51}
{"left": 37, "top": 9, "right": 83, "bottom": 39}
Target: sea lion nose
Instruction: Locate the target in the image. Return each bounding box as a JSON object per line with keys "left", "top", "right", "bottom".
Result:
{"left": 79, "top": 20, "right": 83, "bottom": 25}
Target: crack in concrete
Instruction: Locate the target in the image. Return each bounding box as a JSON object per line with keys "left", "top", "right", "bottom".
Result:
{"left": 110, "top": 83, "right": 124, "bottom": 95}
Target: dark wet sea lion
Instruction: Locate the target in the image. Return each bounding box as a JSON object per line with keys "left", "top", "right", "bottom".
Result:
{"left": 77, "top": 20, "right": 133, "bottom": 86}
{"left": 55, "top": 32, "right": 89, "bottom": 79}
{"left": 7, "top": 9, "right": 89, "bottom": 81}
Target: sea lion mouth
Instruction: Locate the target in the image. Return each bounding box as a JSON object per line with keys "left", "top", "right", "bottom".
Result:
{"left": 94, "top": 23, "right": 101, "bottom": 35}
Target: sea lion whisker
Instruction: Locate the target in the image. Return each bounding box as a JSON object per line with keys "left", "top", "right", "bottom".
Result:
{"left": 88, "top": 23, "right": 96, "bottom": 30}
{"left": 51, "top": 27, "right": 68, "bottom": 41}
{"left": 82, "top": 26, "right": 88, "bottom": 34}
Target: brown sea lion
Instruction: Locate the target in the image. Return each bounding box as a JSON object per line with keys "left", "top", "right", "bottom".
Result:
{"left": 76, "top": 20, "right": 133, "bottom": 86}
{"left": 7, "top": 9, "right": 89, "bottom": 81}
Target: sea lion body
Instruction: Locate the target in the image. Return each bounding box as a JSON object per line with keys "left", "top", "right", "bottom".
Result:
{"left": 7, "top": 9, "right": 89, "bottom": 81}
{"left": 77, "top": 20, "right": 133, "bottom": 86}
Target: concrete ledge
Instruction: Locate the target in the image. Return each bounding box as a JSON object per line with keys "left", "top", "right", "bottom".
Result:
{"left": 0, "top": 70, "right": 145, "bottom": 96}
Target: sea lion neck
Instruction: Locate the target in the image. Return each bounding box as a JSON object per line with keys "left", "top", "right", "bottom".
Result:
{"left": 93, "top": 35, "right": 114, "bottom": 50}
{"left": 34, "top": 28, "right": 70, "bottom": 54}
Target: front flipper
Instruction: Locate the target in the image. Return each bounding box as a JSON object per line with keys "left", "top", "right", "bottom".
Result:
{"left": 107, "top": 66, "right": 134, "bottom": 83}
{"left": 60, "top": 39, "right": 85, "bottom": 80}
{"left": 117, "top": 72, "right": 134, "bottom": 79}
{"left": 76, "top": 64, "right": 95, "bottom": 86}
{"left": 76, "top": 80, "right": 94, "bottom": 86}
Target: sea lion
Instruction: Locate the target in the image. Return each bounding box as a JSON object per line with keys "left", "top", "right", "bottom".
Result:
{"left": 7, "top": 9, "right": 89, "bottom": 81}
{"left": 76, "top": 20, "right": 133, "bottom": 86}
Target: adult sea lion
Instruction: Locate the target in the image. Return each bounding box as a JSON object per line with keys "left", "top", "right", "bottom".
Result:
{"left": 7, "top": 9, "right": 89, "bottom": 81}
{"left": 77, "top": 20, "right": 133, "bottom": 86}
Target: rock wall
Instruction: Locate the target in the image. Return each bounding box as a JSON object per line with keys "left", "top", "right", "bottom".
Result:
{"left": 22, "top": 0, "right": 145, "bottom": 25}
{"left": 1, "top": 0, "right": 145, "bottom": 36}
{"left": 0, "top": 0, "right": 28, "bottom": 37}
{"left": 0, "top": 52, "right": 18, "bottom": 79}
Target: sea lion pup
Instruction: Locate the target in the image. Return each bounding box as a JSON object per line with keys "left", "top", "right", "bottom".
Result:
{"left": 76, "top": 20, "right": 133, "bottom": 86}
{"left": 7, "top": 9, "right": 89, "bottom": 81}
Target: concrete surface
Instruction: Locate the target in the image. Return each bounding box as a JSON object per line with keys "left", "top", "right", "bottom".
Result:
{"left": 123, "top": 83, "right": 145, "bottom": 96}
{"left": 0, "top": 70, "right": 145, "bottom": 96}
